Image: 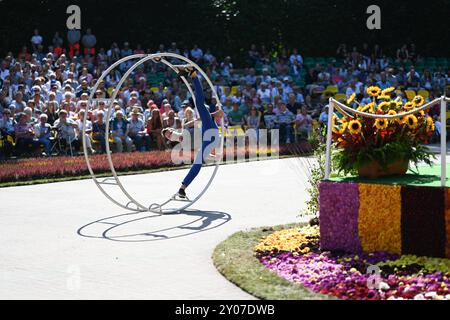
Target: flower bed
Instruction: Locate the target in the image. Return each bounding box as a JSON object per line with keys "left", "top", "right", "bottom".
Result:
{"left": 255, "top": 226, "right": 450, "bottom": 300}
{"left": 0, "top": 143, "right": 308, "bottom": 183}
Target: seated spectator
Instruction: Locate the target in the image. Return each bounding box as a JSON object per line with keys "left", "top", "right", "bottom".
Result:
{"left": 295, "top": 107, "right": 313, "bottom": 138}
{"left": 275, "top": 103, "right": 295, "bottom": 144}
{"left": 33, "top": 113, "right": 52, "bottom": 156}
{"left": 76, "top": 109, "right": 96, "bottom": 154}
{"left": 14, "top": 112, "right": 38, "bottom": 155}
{"left": 23, "top": 107, "right": 38, "bottom": 125}
{"left": 92, "top": 111, "right": 107, "bottom": 154}
{"left": 0, "top": 109, "right": 15, "bottom": 157}
{"left": 246, "top": 107, "right": 261, "bottom": 135}
{"left": 53, "top": 109, "right": 80, "bottom": 154}
{"left": 262, "top": 104, "right": 277, "bottom": 130}
{"left": 227, "top": 102, "right": 245, "bottom": 127}
{"left": 10, "top": 91, "right": 26, "bottom": 115}
{"left": 128, "top": 108, "right": 150, "bottom": 152}
{"left": 112, "top": 110, "right": 132, "bottom": 153}
{"left": 177, "top": 100, "right": 190, "bottom": 120}
{"left": 147, "top": 108, "right": 164, "bottom": 150}
{"left": 163, "top": 110, "right": 181, "bottom": 130}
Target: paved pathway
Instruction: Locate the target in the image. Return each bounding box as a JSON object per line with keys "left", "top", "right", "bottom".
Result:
{"left": 0, "top": 158, "right": 312, "bottom": 299}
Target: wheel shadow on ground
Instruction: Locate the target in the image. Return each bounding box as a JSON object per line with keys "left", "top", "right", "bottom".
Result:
{"left": 77, "top": 210, "right": 232, "bottom": 243}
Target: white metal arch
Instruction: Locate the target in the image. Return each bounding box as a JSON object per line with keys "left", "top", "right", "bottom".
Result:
{"left": 325, "top": 96, "right": 450, "bottom": 186}
{"left": 82, "top": 53, "right": 225, "bottom": 214}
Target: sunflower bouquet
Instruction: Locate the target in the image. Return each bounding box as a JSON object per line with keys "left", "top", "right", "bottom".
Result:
{"left": 332, "top": 86, "right": 435, "bottom": 177}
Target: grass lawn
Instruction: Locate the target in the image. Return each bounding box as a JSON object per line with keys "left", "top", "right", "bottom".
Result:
{"left": 212, "top": 223, "right": 333, "bottom": 300}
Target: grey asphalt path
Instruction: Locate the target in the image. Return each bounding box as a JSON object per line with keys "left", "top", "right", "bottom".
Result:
{"left": 0, "top": 157, "right": 313, "bottom": 300}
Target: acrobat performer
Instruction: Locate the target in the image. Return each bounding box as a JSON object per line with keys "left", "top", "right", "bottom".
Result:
{"left": 162, "top": 69, "right": 224, "bottom": 199}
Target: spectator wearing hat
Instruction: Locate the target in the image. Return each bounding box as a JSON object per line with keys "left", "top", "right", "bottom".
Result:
{"left": 34, "top": 113, "right": 52, "bottom": 156}
{"left": 112, "top": 110, "right": 132, "bottom": 153}
{"left": 177, "top": 100, "right": 190, "bottom": 121}
{"left": 127, "top": 108, "right": 150, "bottom": 152}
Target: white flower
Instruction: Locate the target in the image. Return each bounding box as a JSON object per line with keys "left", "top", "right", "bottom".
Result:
{"left": 377, "top": 281, "right": 390, "bottom": 291}
{"left": 414, "top": 294, "right": 426, "bottom": 300}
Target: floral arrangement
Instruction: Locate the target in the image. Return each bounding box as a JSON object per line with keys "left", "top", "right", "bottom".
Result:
{"left": 319, "top": 181, "right": 449, "bottom": 258}
{"left": 256, "top": 226, "right": 450, "bottom": 300}
{"left": 331, "top": 86, "right": 435, "bottom": 175}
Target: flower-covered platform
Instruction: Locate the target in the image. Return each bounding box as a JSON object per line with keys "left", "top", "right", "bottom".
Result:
{"left": 320, "top": 165, "right": 450, "bottom": 258}
{"left": 255, "top": 226, "right": 450, "bottom": 300}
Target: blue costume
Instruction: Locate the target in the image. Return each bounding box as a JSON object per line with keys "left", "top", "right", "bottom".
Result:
{"left": 181, "top": 77, "right": 219, "bottom": 187}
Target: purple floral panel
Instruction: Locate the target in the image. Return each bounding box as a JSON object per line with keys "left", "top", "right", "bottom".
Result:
{"left": 319, "top": 181, "right": 362, "bottom": 253}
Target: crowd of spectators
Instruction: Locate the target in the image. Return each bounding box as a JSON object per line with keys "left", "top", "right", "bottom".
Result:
{"left": 0, "top": 29, "right": 449, "bottom": 159}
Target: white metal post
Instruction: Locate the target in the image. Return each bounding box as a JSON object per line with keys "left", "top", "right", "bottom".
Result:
{"left": 325, "top": 99, "right": 334, "bottom": 179}
{"left": 441, "top": 97, "right": 447, "bottom": 187}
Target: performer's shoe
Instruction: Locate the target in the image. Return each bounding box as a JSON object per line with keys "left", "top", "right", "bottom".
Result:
{"left": 178, "top": 66, "right": 196, "bottom": 78}
{"left": 177, "top": 188, "right": 187, "bottom": 199}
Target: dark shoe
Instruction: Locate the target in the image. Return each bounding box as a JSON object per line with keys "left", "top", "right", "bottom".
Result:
{"left": 177, "top": 188, "right": 187, "bottom": 199}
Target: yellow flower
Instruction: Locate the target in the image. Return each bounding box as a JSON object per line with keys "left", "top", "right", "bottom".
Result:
{"left": 339, "top": 122, "right": 348, "bottom": 134}
{"left": 348, "top": 120, "right": 362, "bottom": 135}
{"left": 418, "top": 110, "right": 425, "bottom": 118}
{"left": 388, "top": 110, "right": 397, "bottom": 116}
{"left": 403, "top": 102, "right": 415, "bottom": 111}
{"left": 381, "top": 87, "right": 396, "bottom": 96}
{"left": 377, "top": 95, "right": 391, "bottom": 101}
{"left": 378, "top": 101, "right": 390, "bottom": 111}
{"left": 374, "top": 118, "right": 389, "bottom": 130}
{"left": 347, "top": 93, "right": 356, "bottom": 105}
{"left": 367, "top": 86, "right": 382, "bottom": 97}
{"left": 389, "top": 100, "right": 401, "bottom": 109}
{"left": 413, "top": 95, "right": 425, "bottom": 107}
{"left": 405, "top": 114, "right": 418, "bottom": 129}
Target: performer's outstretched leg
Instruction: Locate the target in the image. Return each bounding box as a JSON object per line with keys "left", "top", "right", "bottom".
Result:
{"left": 176, "top": 70, "right": 222, "bottom": 198}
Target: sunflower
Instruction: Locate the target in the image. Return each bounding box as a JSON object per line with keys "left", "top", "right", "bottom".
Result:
{"left": 403, "top": 102, "right": 415, "bottom": 111}
{"left": 367, "top": 86, "right": 382, "bottom": 97}
{"left": 389, "top": 100, "right": 401, "bottom": 109}
{"left": 348, "top": 120, "right": 362, "bottom": 135}
{"left": 339, "top": 122, "right": 348, "bottom": 134}
{"left": 347, "top": 93, "right": 356, "bottom": 105}
{"left": 413, "top": 95, "right": 425, "bottom": 107}
{"left": 381, "top": 87, "right": 395, "bottom": 96}
{"left": 387, "top": 110, "right": 397, "bottom": 122}
{"left": 377, "top": 95, "right": 391, "bottom": 101}
{"left": 374, "top": 118, "right": 389, "bottom": 130}
{"left": 395, "top": 112, "right": 406, "bottom": 125}
{"left": 418, "top": 110, "right": 425, "bottom": 118}
{"left": 378, "top": 101, "right": 390, "bottom": 111}
{"left": 405, "top": 114, "right": 418, "bottom": 129}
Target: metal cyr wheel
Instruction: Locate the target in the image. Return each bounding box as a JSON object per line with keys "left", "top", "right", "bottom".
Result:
{"left": 82, "top": 53, "right": 225, "bottom": 214}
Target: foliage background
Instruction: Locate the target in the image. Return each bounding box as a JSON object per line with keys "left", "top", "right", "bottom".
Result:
{"left": 0, "top": 0, "right": 448, "bottom": 64}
